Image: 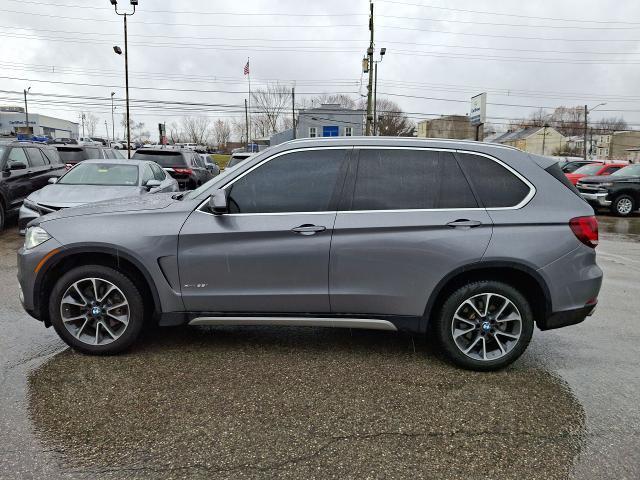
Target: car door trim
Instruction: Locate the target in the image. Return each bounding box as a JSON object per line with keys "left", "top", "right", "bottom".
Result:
{"left": 188, "top": 316, "right": 398, "bottom": 331}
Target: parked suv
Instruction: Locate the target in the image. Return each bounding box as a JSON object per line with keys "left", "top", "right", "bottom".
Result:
{"left": 577, "top": 163, "right": 640, "bottom": 216}
{"left": 0, "top": 142, "right": 66, "bottom": 230}
{"left": 54, "top": 145, "right": 123, "bottom": 168}
{"left": 132, "top": 148, "right": 213, "bottom": 190}
{"left": 17, "top": 138, "right": 602, "bottom": 370}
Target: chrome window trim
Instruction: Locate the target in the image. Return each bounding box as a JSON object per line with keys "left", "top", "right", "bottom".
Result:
{"left": 195, "top": 146, "right": 536, "bottom": 216}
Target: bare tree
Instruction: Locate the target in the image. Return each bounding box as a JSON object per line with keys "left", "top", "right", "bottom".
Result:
{"left": 231, "top": 117, "right": 247, "bottom": 144}
{"left": 120, "top": 113, "right": 145, "bottom": 142}
{"left": 251, "top": 83, "right": 291, "bottom": 137}
{"left": 593, "top": 116, "right": 628, "bottom": 134}
{"left": 212, "top": 119, "right": 231, "bottom": 149}
{"left": 311, "top": 93, "right": 357, "bottom": 110}
{"left": 181, "top": 116, "right": 210, "bottom": 144}
{"left": 83, "top": 112, "right": 99, "bottom": 137}
{"left": 168, "top": 121, "right": 183, "bottom": 144}
{"left": 375, "top": 98, "right": 415, "bottom": 137}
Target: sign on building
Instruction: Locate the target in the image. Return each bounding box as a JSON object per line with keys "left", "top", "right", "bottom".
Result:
{"left": 470, "top": 93, "right": 486, "bottom": 126}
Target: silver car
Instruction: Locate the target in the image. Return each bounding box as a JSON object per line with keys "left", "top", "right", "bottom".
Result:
{"left": 17, "top": 138, "right": 602, "bottom": 370}
{"left": 19, "top": 159, "right": 178, "bottom": 233}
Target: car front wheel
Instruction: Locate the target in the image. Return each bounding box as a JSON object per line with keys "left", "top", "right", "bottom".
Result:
{"left": 434, "top": 281, "right": 534, "bottom": 371}
{"left": 49, "top": 265, "right": 145, "bottom": 355}
{"left": 612, "top": 194, "right": 636, "bottom": 217}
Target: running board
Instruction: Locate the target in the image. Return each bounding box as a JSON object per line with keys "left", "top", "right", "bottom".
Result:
{"left": 188, "top": 316, "right": 398, "bottom": 331}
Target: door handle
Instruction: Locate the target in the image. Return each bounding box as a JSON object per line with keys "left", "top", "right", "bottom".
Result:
{"left": 291, "top": 224, "right": 326, "bottom": 235}
{"left": 446, "top": 219, "right": 482, "bottom": 228}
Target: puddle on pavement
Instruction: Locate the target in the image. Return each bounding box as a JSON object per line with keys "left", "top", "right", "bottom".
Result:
{"left": 598, "top": 215, "right": 640, "bottom": 241}
{"left": 27, "top": 326, "right": 586, "bottom": 479}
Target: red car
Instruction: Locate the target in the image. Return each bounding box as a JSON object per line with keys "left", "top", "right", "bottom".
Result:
{"left": 565, "top": 162, "right": 627, "bottom": 185}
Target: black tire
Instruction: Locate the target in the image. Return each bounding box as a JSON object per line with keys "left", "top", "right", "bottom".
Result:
{"left": 611, "top": 194, "right": 636, "bottom": 217}
{"left": 49, "top": 265, "right": 145, "bottom": 355}
{"left": 434, "top": 281, "right": 534, "bottom": 371}
{"left": 0, "top": 202, "right": 5, "bottom": 232}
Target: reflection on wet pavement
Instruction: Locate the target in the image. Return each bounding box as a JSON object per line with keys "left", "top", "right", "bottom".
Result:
{"left": 27, "top": 327, "right": 585, "bottom": 479}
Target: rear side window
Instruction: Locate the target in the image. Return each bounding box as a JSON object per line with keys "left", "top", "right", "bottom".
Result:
{"left": 457, "top": 153, "right": 530, "bottom": 208}
{"left": 227, "top": 149, "right": 346, "bottom": 214}
{"left": 132, "top": 151, "right": 187, "bottom": 167}
{"left": 25, "top": 148, "right": 47, "bottom": 167}
{"left": 42, "top": 148, "right": 62, "bottom": 165}
{"left": 350, "top": 149, "right": 477, "bottom": 211}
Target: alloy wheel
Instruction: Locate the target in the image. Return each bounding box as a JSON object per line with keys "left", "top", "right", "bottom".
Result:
{"left": 616, "top": 198, "right": 633, "bottom": 215}
{"left": 451, "top": 293, "right": 522, "bottom": 361}
{"left": 60, "top": 277, "right": 130, "bottom": 346}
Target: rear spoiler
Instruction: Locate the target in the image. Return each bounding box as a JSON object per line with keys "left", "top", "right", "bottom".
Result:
{"left": 527, "top": 153, "right": 560, "bottom": 169}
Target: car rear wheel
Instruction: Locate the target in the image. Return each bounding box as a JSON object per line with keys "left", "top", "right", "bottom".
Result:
{"left": 434, "top": 281, "right": 534, "bottom": 371}
{"left": 612, "top": 194, "right": 636, "bottom": 217}
{"left": 49, "top": 265, "right": 145, "bottom": 355}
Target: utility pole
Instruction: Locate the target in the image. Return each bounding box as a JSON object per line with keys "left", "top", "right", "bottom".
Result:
{"left": 292, "top": 86, "right": 296, "bottom": 139}
{"left": 81, "top": 113, "right": 86, "bottom": 137}
{"left": 583, "top": 104, "right": 588, "bottom": 160}
{"left": 365, "top": 1, "right": 374, "bottom": 136}
{"left": 373, "top": 47, "right": 386, "bottom": 135}
{"left": 542, "top": 124, "right": 548, "bottom": 156}
{"left": 244, "top": 99, "right": 249, "bottom": 149}
{"left": 105, "top": 120, "right": 109, "bottom": 142}
{"left": 23, "top": 87, "right": 31, "bottom": 134}
{"left": 111, "top": 92, "right": 116, "bottom": 142}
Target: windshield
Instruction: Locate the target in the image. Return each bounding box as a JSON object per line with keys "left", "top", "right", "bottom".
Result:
{"left": 227, "top": 155, "right": 251, "bottom": 168}
{"left": 58, "top": 163, "right": 139, "bottom": 186}
{"left": 612, "top": 164, "right": 640, "bottom": 177}
{"left": 572, "top": 164, "right": 602, "bottom": 175}
{"left": 132, "top": 151, "right": 186, "bottom": 167}
{"left": 0, "top": 146, "right": 5, "bottom": 160}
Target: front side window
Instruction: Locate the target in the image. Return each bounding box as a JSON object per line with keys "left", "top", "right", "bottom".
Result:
{"left": 350, "top": 149, "right": 477, "bottom": 211}
{"left": 457, "top": 153, "right": 530, "bottom": 208}
{"left": 7, "top": 147, "right": 28, "bottom": 166}
{"left": 309, "top": 127, "right": 317, "bottom": 138}
{"left": 227, "top": 149, "right": 346, "bottom": 214}
{"left": 141, "top": 165, "right": 154, "bottom": 185}
{"left": 150, "top": 163, "right": 166, "bottom": 180}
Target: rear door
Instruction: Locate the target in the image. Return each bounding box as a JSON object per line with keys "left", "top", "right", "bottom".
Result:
{"left": 329, "top": 147, "right": 493, "bottom": 317}
{"left": 2, "top": 147, "right": 32, "bottom": 210}
{"left": 24, "top": 147, "right": 51, "bottom": 192}
{"left": 178, "top": 147, "right": 350, "bottom": 313}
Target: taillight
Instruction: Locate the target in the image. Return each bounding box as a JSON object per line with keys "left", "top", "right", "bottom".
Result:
{"left": 570, "top": 216, "right": 598, "bottom": 248}
{"left": 173, "top": 168, "right": 192, "bottom": 175}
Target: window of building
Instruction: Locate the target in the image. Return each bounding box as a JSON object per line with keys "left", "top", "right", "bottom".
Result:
{"left": 309, "top": 127, "right": 317, "bottom": 138}
{"left": 350, "top": 149, "right": 478, "bottom": 211}
{"left": 457, "top": 153, "right": 531, "bottom": 208}
{"left": 345, "top": 127, "right": 353, "bottom": 137}
{"left": 227, "top": 149, "right": 346, "bottom": 214}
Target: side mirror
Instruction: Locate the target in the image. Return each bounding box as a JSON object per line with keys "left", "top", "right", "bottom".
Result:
{"left": 208, "top": 189, "right": 228, "bottom": 215}
{"left": 48, "top": 177, "right": 58, "bottom": 184}
{"left": 145, "top": 179, "right": 162, "bottom": 191}
{"left": 9, "top": 161, "right": 27, "bottom": 171}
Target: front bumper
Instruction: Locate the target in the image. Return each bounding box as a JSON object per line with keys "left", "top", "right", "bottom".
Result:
{"left": 18, "top": 204, "right": 40, "bottom": 234}
{"left": 579, "top": 191, "right": 611, "bottom": 207}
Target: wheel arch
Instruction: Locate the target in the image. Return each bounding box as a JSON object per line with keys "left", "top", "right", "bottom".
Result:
{"left": 35, "top": 245, "right": 161, "bottom": 326}
{"left": 612, "top": 189, "right": 640, "bottom": 203}
{"left": 422, "top": 261, "right": 552, "bottom": 333}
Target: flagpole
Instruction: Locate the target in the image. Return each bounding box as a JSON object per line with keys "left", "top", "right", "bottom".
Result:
{"left": 247, "top": 57, "right": 251, "bottom": 151}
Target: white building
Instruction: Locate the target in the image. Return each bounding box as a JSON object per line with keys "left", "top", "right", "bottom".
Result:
{"left": 0, "top": 108, "right": 79, "bottom": 139}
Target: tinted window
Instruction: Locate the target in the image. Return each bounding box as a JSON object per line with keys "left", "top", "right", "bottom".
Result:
{"left": 573, "top": 164, "right": 602, "bottom": 175}
{"left": 351, "top": 149, "right": 477, "bottom": 211}
{"left": 85, "top": 147, "right": 102, "bottom": 159}
{"left": 192, "top": 154, "right": 205, "bottom": 168}
{"left": 42, "top": 148, "right": 62, "bottom": 165}
{"left": 227, "top": 150, "right": 346, "bottom": 213}
{"left": 57, "top": 148, "right": 88, "bottom": 164}
{"left": 603, "top": 166, "right": 621, "bottom": 174}
{"left": 25, "top": 148, "right": 47, "bottom": 167}
{"left": 458, "top": 153, "right": 530, "bottom": 208}
{"left": 8, "top": 147, "right": 28, "bottom": 165}
{"left": 132, "top": 151, "right": 187, "bottom": 167}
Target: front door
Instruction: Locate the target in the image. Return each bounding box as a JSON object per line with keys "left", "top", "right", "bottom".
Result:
{"left": 329, "top": 148, "right": 493, "bottom": 317}
{"left": 178, "top": 147, "right": 350, "bottom": 313}
{"left": 323, "top": 125, "right": 339, "bottom": 137}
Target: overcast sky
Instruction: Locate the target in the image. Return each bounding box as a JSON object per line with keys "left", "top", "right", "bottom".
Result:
{"left": 2, "top": 0, "right": 640, "bottom": 140}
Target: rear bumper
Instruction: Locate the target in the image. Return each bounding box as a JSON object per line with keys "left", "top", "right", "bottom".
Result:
{"left": 538, "top": 304, "right": 596, "bottom": 331}
{"left": 580, "top": 191, "right": 611, "bottom": 207}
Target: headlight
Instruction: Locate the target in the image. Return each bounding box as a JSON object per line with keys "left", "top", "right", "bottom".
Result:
{"left": 23, "top": 198, "right": 38, "bottom": 211}
{"left": 24, "top": 226, "right": 51, "bottom": 250}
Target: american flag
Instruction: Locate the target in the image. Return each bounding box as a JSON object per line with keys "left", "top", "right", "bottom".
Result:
{"left": 243, "top": 60, "right": 250, "bottom": 75}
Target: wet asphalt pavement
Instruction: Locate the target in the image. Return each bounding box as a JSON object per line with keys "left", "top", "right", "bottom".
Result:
{"left": 1, "top": 216, "right": 639, "bottom": 479}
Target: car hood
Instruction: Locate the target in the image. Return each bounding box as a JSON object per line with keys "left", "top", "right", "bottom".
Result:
{"left": 37, "top": 191, "right": 178, "bottom": 224}
{"left": 29, "top": 184, "right": 142, "bottom": 208}
{"left": 578, "top": 175, "right": 639, "bottom": 184}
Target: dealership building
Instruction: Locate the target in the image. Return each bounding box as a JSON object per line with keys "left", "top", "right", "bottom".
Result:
{"left": 0, "top": 107, "right": 79, "bottom": 138}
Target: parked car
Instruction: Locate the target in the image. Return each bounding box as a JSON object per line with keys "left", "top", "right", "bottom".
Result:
{"left": 577, "top": 163, "right": 640, "bottom": 216}
{"left": 565, "top": 162, "right": 626, "bottom": 185}
{"left": 77, "top": 137, "right": 102, "bottom": 146}
{"left": 17, "top": 138, "right": 602, "bottom": 370}
{"left": 90, "top": 137, "right": 108, "bottom": 146}
{"left": 19, "top": 159, "right": 178, "bottom": 233}
{"left": 226, "top": 152, "right": 254, "bottom": 169}
{"left": 0, "top": 142, "right": 66, "bottom": 231}
{"left": 49, "top": 138, "right": 78, "bottom": 145}
{"left": 132, "top": 148, "right": 213, "bottom": 190}
{"left": 200, "top": 154, "right": 220, "bottom": 176}
{"left": 559, "top": 159, "right": 601, "bottom": 173}
{"left": 55, "top": 145, "right": 110, "bottom": 168}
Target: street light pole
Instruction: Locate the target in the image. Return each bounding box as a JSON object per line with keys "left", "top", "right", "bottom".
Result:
{"left": 365, "top": 1, "right": 374, "bottom": 136}
{"left": 111, "top": 0, "right": 137, "bottom": 159}
{"left": 110, "top": 92, "right": 116, "bottom": 143}
{"left": 373, "top": 47, "right": 385, "bottom": 136}
{"left": 584, "top": 102, "right": 606, "bottom": 160}
{"left": 23, "top": 87, "right": 31, "bottom": 134}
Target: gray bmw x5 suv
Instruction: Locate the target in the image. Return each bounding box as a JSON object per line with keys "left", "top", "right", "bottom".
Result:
{"left": 17, "top": 138, "right": 602, "bottom": 370}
